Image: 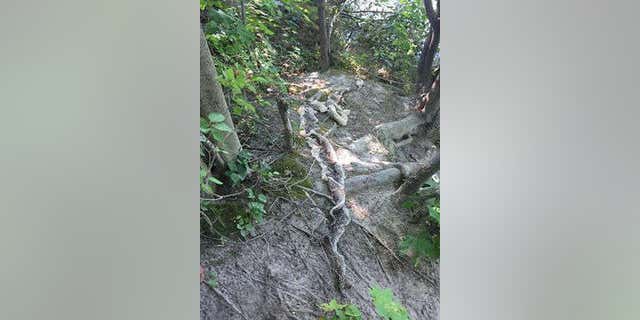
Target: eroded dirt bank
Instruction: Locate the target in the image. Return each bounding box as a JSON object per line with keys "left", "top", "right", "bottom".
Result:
{"left": 201, "top": 71, "right": 439, "bottom": 320}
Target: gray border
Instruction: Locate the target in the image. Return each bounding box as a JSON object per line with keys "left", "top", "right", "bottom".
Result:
{"left": 444, "top": 0, "right": 640, "bottom": 319}
{"left": 0, "top": 1, "right": 199, "bottom": 319}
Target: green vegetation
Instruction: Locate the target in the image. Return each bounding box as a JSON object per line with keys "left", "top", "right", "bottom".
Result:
{"left": 200, "top": 150, "right": 270, "bottom": 238}
{"left": 201, "top": 0, "right": 314, "bottom": 117}
{"left": 200, "top": 0, "right": 441, "bottom": 316}
{"left": 320, "top": 299, "right": 363, "bottom": 320}
{"left": 206, "top": 271, "right": 218, "bottom": 288}
{"left": 202, "top": 0, "right": 439, "bottom": 284}
{"left": 370, "top": 286, "right": 411, "bottom": 320}
{"left": 333, "top": 0, "right": 433, "bottom": 92}
{"left": 320, "top": 286, "right": 412, "bottom": 320}
{"left": 400, "top": 176, "right": 440, "bottom": 264}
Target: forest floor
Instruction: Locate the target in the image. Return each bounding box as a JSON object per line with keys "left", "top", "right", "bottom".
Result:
{"left": 200, "top": 71, "right": 439, "bottom": 320}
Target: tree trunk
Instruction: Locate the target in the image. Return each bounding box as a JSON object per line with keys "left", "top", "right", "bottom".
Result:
{"left": 240, "top": 0, "right": 246, "bottom": 24}
{"left": 327, "top": 0, "right": 347, "bottom": 61}
{"left": 317, "top": 0, "right": 330, "bottom": 71}
{"left": 392, "top": 151, "right": 440, "bottom": 203}
{"left": 276, "top": 97, "right": 294, "bottom": 152}
{"left": 200, "top": 27, "right": 241, "bottom": 165}
{"left": 416, "top": 0, "right": 440, "bottom": 93}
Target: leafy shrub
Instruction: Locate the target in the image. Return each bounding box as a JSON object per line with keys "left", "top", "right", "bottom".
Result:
{"left": 235, "top": 187, "right": 267, "bottom": 237}
{"left": 201, "top": 0, "right": 314, "bottom": 119}
{"left": 319, "top": 299, "right": 363, "bottom": 320}
{"left": 321, "top": 287, "right": 412, "bottom": 320}
{"left": 400, "top": 175, "right": 440, "bottom": 264}
{"left": 370, "top": 286, "right": 411, "bottom": 320}
{"left": 334, "top": 0, "right": 431, "bottom": 92}
{"left": 399, "top": 229, "right": 439, "bottom": 266}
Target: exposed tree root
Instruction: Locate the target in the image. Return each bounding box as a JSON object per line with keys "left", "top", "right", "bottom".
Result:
{"left": 201, "top": 72, "right": 440, "bottom": 320}
{"left": 392, "top": 151, "right": 440, "bottom": 203}
{"left": 309, "top": 130, "right": 352, "bottom": 290}
{"left": 346, "top": 168, "right": 402, "bottom": 193}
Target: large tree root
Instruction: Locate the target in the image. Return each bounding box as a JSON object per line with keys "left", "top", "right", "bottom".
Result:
{"left": 305, "top": 86, "right": 352, "bottom": 126}
{"left": 345, "top": 161, "right": 431, "bottom": 193}
{"left": 392, "top": 151, "right": 440, "bottom": 204}
{"left": 346, "top": 168, "right": 402, "bottom": 193}
{"left": 375, "top": 114, "right": 425, "bottom": 143}
{"left": 309, "top": 130, "right": 352, "bottom": 290}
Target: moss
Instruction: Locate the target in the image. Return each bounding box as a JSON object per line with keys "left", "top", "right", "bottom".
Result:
{"left": 272, "top": 153, "right": 306, "bottom": 177}
{"left": 269, "top": 153, "right": 312, "bottom": 199}
{"left": 318, "top": 89, "right": 331, "bottom": 102}
{"left": 201, "top": 201, "right": 246, "bottom": 237}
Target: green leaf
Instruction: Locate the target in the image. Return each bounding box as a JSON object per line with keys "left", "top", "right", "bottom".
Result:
{"left": 229, "top": 173, "right": 243, "bottom": 186}
{"left": 257, "top": 194, "right": 267, "bottom": 203}
{"left": 208, "top": 177, "right": 223, "bottom": 185}
{"left": 200, "top": 117, "right": 211, "bottom": 128}
{"left": 399, "top": 231, "right": 438, "bottom": 266}
{"left": 370, "top": 286, "right": 411, "bottom": 320}
{"left": 401, "top": 199, "right": 417, "bottom": 210}
{"left": 212, "top": 131, "right": 224, "bottom": 142}
{"left": 428, "top": 206, "right": 440, "bottom": 224}
{"left": 208, "top": 113, "right": 225, "bottom": 123}
{"left": 202, "top": 184, "right": 213, "bottom": 194}
{"left": 213, "top": 122, "right": 233, "bottom": 132}
{"left": 223, "top": 68, "right": 234, "bottom": 81}
{"left": 344, "top": 305, "right": 362, "bottom": 318}
{"left": 320, "top": 299, "right": 345, "bottom": 312}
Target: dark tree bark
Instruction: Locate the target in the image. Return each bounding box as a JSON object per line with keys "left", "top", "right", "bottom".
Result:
{"left": 392, "top": 0, "right": 441, "bottom": 202}
{"left": 416, "top": 0, "right": 440, "bottom": 93}
{"left": 317, "top": 0, "right": 330, "bottom": 71}
{"left": 415, "top": 0, "right": 440, "bottom": 142}
{"left": 240, "top": 0, "right": 246, "bottom": 24}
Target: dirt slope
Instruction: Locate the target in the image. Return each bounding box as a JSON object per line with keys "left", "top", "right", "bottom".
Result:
{"left": 201, "top": 71, "right": 439, "bottom": 320}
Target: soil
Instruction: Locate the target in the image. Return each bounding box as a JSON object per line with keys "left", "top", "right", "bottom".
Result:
{"left": 201, "top": 71, "right": 439, "bottom": 320}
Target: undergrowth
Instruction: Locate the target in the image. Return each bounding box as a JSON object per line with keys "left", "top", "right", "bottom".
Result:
{"left": 399, "top": 175, "right": 440, "bottom": 265}
{"left": 200, "top": 108, "right": 311, "bottom": 239}
{"left": 320, "top": 285, "right": 411, "bottom": 320}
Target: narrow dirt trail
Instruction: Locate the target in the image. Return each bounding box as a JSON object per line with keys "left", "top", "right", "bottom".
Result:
{"left": 200, "top": 71, "right": 439, "bottom": 320}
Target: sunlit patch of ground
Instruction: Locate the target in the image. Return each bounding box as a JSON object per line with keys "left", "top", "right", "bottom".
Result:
{"left": 347, "top": 199, "right": 369, "bottom": 220}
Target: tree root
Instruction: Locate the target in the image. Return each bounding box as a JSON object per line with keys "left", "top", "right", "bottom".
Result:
{"left": 345, "top": 167, "right": 402, "bottom": 193}
{"left": 308, "top": 130, "right": 352, "bottom": 290}
{"left": 305, "top": 88, "right": 351, "bottom": 126}
{"left": 374, "top": 113, "right": 429, "bottom": 155}
{"left": 392, "top": 151, "right": 440, "bottom": 203}
{"left": 344, "top": 162, "right": 430, "bottom": 193}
